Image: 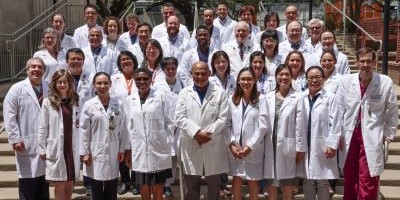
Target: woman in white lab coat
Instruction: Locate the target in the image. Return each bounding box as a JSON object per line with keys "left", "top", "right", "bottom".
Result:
{"left": 284, "top": 51, "right": 307, "bottom": 92}
{"left": 37, "top": 69, "right": 80, "bottom": 200}
{"left": 124, "top": 67, "right": 174, "bottom": 200}
{"left": 249, "top": 51, "right": 276, "bottom": 95}
{"left": 102, "top": 17, "right": 127, "bottom": 65}
{"left": 260, "top": 64, "right": 302, "bottom": 200}
{"left": 259, "top": 30, "right": 282, "bottom": 76}
{"left": 209, "top": 50, "right": 236, "bottom": 95}
{"left": 51, "top": 13, "right": 76, "bottom": 51}
{"left": 296, "top": 66, "right": 340, "bottom": 200}
{"left": 141, "top": 39, "right": 165, "bottom": 85}
{"left": 228, "top": 67, "right": 263, "bottom": 200}
{"left": 321, "top": 50, "right": 342, "bottom": 93}
{"left": 33, "top": 28, "right": 67, "bottom": 85}
{"left": 79, "top": 72, "right": 127, "bottom": 200}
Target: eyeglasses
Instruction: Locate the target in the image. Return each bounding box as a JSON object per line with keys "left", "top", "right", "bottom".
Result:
{"left": 135, "top": 77, "right": 150, "bottom": 82}
{"left": 307, "top": 76, "right": 323, "bottom": 82}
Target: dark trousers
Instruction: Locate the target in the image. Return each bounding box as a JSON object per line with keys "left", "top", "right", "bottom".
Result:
{"left": 184, "top": 174, "right": 221, "bottom": 200}
{"left": 88, "top": 177, "right": 118, "bottom": 200}
{"left": 119, "top": 162, "right": 132, "bottom": 183}
{"left": 18, "top": 175, "right": 49, "bottom": 200}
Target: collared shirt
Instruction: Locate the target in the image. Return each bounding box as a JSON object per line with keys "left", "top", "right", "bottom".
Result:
{"left": 193, "top": 82, "right": 209, "bottom": 104}
{"left": 169, "top": 35, "right": 178, "bottom": 45}
{"left": 197, "top": 48, "right": 209, "bottom": 63}
{"left": 91, "top": 45, "right": 102, "bottom": 63}
{"left": 130, "top": 34, "right": 137, "bottom": 45}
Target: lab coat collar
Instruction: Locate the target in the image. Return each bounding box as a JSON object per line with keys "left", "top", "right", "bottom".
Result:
{"left": 23, "top": 78, "right": 41, "bottom": 109}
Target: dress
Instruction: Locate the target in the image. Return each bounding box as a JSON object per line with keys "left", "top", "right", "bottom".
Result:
{"left": 61, "top": 100, "right": 74, "bottom": 181}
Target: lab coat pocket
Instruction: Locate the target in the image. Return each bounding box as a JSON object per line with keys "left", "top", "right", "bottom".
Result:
{"left": 314, "top": 138, "right": 327, "bottom": 157}
{"left": 282, "top": 137, "right": 296, "bottom": 157}
{"left": 91, "top": 142, "right": 110, "bottom": 162}
{"left": 367, "top": 100, "right": 385, "bottom": 120}
{"left": 20, "top": 135, "right": 38, "bottom": 156}
{"left": 46, "top": 139, "right": 58, "bottom": 160}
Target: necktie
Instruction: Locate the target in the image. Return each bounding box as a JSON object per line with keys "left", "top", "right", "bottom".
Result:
{"left": 130, "top": 35, "right": 137, "bottom": 45}
{"left": 239, "top": 44, "right": 244, "bottom": 61}
{"left": 33, "top": 86, "right": 43, "bottom": 106}
{"left": 291, "top": 42, "right": 300, "bottom": 50}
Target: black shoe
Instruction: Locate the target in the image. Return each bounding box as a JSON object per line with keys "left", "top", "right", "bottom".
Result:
{"left": 132, "top": 186, "right": 140, "bottom": 195}
{"left": 118, "top": 183, "right": 130, "bottom": 195}
{"left": 85, "top": 188, "right": 91, "bottom": 196}
{"left": 164, "top": 186, "right": 173, "bottom": 197}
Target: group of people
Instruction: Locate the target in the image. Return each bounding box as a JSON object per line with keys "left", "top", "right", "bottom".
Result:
{"left": 3, "top": 1, "right": 398, "bottom": 200}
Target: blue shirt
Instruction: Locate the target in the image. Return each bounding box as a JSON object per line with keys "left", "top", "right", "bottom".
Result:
{"left": 193, "top": 82, "right": 209, "bottom": 105}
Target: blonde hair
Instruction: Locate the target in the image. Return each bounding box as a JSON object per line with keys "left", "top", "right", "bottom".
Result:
{"left": 48, "top": 69, "right": 79, "bottom": 109}
{"left": 38, "top": 28, "right": 62, "bottom": 52}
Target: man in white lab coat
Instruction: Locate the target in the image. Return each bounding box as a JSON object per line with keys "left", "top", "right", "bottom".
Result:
{"left": 3, "top": 58, "right": 49, "bottom": 200}
{"left": 213, "top": 1, "right": 236, "bottom": 44}
{"left": 117, "top": 13, "right": 140, "bottom": 48}
{"left": 335, "top": 47, "right": 398, "bottom": 199}
{"left": 175, "top": 61, "right": 229, "bottom": 200}
{"left": 276, "top": 5, "right": 308, "bottom": 42}
{"left": 73, "top": 4, "right": 103, "bottom": 48}
{"left": 189, "top": 8, "right": 221, "bottom": 50}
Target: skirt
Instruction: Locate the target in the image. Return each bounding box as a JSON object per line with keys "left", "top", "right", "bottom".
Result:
{"left": 134, "top": 168, "right": 172, "bottom": 186}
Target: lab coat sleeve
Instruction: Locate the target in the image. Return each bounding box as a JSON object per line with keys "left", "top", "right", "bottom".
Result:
{"left": 37, "top": 100, "right": 50, "bottom": 155}
{"left": 296, "top": 97, "right": 307, "bottom": 152}
{"left": 118, "top": 104, "right": 127, "bottom": 153}
{"left": 383, "top": 81, "right": 398, "bottom": 141}
{"left": 3, "top": 87, "right": 23, "bottom": 144}
{"left": 122, "top": 98, "right": 131, "bottom": 150}
{"left": 334, "top": 81, "right": 346, "bottom": 138}
{"left": 175, "top": 89, "right": 201, "bottom": 138}
{"left": 327, "top": 95, "right": 341, "bottom": 149}
{"left": 163, "top": 93, "right": 175, "bottom": 146}
{"left": 225, "top": 105, "right": 234, "bottom": 146}
{"left": 258, "top": 95, "right": 271, "bottom": 144}
{"left": 79, "top": 102, "right": 91, "bottom": 155}
{"left": 204, "top": 91, "right": 229, "bottom": 136}
{"left": 178, "top": 52, "right": 193, "bottom": 87}
{"left": 246, "top": 106, "right": 262, "bottom": 150}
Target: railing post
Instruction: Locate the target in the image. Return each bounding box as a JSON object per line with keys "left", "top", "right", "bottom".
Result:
{"left": 343, "top": 0, "right": 347, "bottom": 49}
{"left": 10, "top": 42, "right": 16, "bottom": 83}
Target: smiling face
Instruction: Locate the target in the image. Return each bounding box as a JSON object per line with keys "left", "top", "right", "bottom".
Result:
{"left": 84, "top": 7, "right": 98, "bottom": 27}
{"left": 307, "top": 68, "right": 324, "bottom": 95}
{"left": 162, "top": 6, "right": 176, "bottom": 22}
{"left": 321, "top": 32, "right": 336, "bottom": 51}
{"left": 163, "top": 64, "right": 177, "bottom": 79}
{"left": 67, "top": 52, "right": 84, "bottom": 76}
{"left": 239, "top": 70, "right": 255, "bottom": 95}
{"left": 287, "top": 53, "right": 303, "bottom": 75}
{"left": 126, "top": 19, "right": 138, "bottom": 35}
{"left": 56, "top": 75, "right": 70, "bottom": 98}
{"left": 203, "top": 9, "right": 214, "bottom": 26}
{"left": 266, "top": 16, "right": 278, "bottom": 30}
{"left": 119, "top": 54, "right": 135, "bottom": 76}
{"left": 88, "top": 28, "right": 102, "bottom": 48}
{"left": 134, "top": 71, "right": 151, "bottom": 94}
{"left": 166, "top": 16, "right": 180, "bottom": 38}
{"left": 27, "top": 59, "right": 44, "bottom": 86}
{"left": 213, "top": 55, "right": 229, "bottom": 77}
{"left": 320, "top": 52, "right": 336, "bottom": 77}
{"left": 285, "top": 6, "right": 298, "bottom": 22}
{"left": 217, "top": 4, "right": 228, "bottom": 20}
{"left": 240, "top": 11, "right": 253, "bottom": 24}
{"left": 195, "top": 28, "right": 210, "bottom": 47}
{"left": 52, "top": 14, "right": 65, "bottom": 35}
{"left": 357, "top": 52, "right": 376, "bottom": 78}
{"left": 43, "top": 33, "right": 57, "bottom": 50}
{"left": 251, "top": 55, "right": 265, "bottom": 79}
{"left": 94, "top": 74, "right": 111, "bottom": 97}
{"left": 191, "top": 62, "right": 210, "bottom": 89}
{"left": 145, "top": 43, "right": 161, "bottom": 62}
{"left": 138, "top": 25, "right": 151, "bottom": 44}
{"left": 287, "top": 21, "right": 302, "bottom": 44}
{"left": 276, "top": 67, "right": 292, "bottom": 90}
{"left": 234, "top": 22, "right": 250, "bottom": 44}
{"left": 107, "top": 19, "right": 119, "bottom": 36}
{"left": 262, "top": 37, "right": 278, "bottom": 55}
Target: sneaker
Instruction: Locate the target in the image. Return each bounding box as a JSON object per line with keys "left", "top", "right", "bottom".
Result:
{"left": 85, "top": 188, "right": 91, "bottom": 196}
{"left": 132, "top": 187, "right": 140, "bottom": 195}
{"left": 221, "top": 186, "right": 232, "bottom": 196}
{"left": 329, "top": 187, "right": 335, "bottom": 196}
{"left": 118, "top": 183, "right": 130, "bottom": 195}
{"left": 164, "top": 186, "right": 173, "bottom": 197}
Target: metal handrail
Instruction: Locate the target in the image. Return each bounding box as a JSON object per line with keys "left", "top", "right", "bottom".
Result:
{"left": 120, "top": 1, "right": 136, "bottom": 23}
{"left": 9, "top": 0, "right": 68, "bottom": 38}
{"left": 324, "top": 0, "right": 382, "bottom": 52}
{"left": 6, "top": 1, "right": 69, "bottom": 52}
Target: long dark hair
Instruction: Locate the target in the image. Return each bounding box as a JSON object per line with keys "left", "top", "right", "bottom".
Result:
{"left": 211, "top": 50, "right": 231, "bottom": 77}
{"left": 142, "top": 39, "right": 163, "bottom": 68}
{"left": 232, "top": 67, "right": 259, "bottom": 106}
{"left": 260, "top": 30, "right": 279, "bottom": 57}
{"left": 274, "top": 64, "right": 293, "bottom": 91}
{"left": 249, "top": 51, "right": 267, "bottom": 76}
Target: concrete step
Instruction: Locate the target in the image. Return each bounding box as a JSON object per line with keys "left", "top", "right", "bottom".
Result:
{"left": 389, "top": 142, "right": 400, "bottom": 155}
{"left": 0, "top": 130, "right": 8, "bottom": 143}
{"left": 0, "top": 143, "right": 13, "bottom": 156}
{"left": 385, "top": 155, "right": 400, "bottom": 170}
{"left": 0, "top": 156, "right": 16, "bottom": 171}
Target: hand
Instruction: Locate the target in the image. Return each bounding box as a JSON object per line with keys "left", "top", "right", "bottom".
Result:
{"left": 125, "top": 151, "right": 132, "bottom": 169}
{"left": 325, "top": 147, "right": 336, "bottom": 158}
{"left": 296, "top": 152, "right": 305, "bottom": 164}
{"left": 118, "top": 152, "right": 125, "bottom": 162}
{"left": 39, "top": 154, "right": 46, "bottom": 160}
{"left": 194, "top": 130, "right": 211, "bottom": 145}
{"left": 338, "top": 137, "right": 344, "bottom": 151}
{"left": 82, "top": 154, "right": 92, "bottom": 166}
{"left": 12, "top": 142, "right": 25, "bottom": 152}
{"left": 238, "top": 145, "right": 251, "bottom": 158}
{"left": 229, "top": 143, "right": 243, "bottom": 159}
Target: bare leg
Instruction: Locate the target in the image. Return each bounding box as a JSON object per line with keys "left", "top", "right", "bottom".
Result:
{"left": 248, "top": 180, "right": 259, "bottom": 200}
{"left": 140, "top": 185, "right": 151, "bottom": 200}
{"left": 283, "top": 186, "right": 294, "bottom": 200}
{"left": 151, "top": 183, "right": 164, "bottom": 200}
{"left": 232, "top": 176, "right": 243, "bottom": 200}
{"left": 267, "top": 186, "right": 278, "bottom": 200}
{"left": 64, "top": 181, "right": 74, "bottom": 200}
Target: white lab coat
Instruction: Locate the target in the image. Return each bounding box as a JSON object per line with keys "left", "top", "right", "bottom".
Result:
{"left": 261, "top": 89, "right": 302, "bottom": 179}
{"left": 279, "top": 39, "right": 311, "bottom": 62}
{"left": 305, "top": 47, "right": 350, "bottom": 75}
{"left": 221, "top": 40, "right": 257, "bottom": 78}
{"left": 61, "top": 33, "right": 77, "bottom": 51}
{"left": 178, "top": 47, "right": 216, "bottom": 87}
{"left": 82, "top": 45, "right": 117, "bottom": 75}
{"left": 152, "top": 22, "right": 190, "bottom": 41}
{"left": 209, "top": 74, "right": 236, "bottom": 96}
{"left": 3, "top": 78, "right": 47, "bottom": 178}
{"left": 73, "top": 24, "right": 103, "bottom": 48}
{"left": 37, "top": 98, "right": 80, "bottom": 181}
{"left": 292, "top": 74, "right": 307, "bottom": 92}
{"left": 304, "top": 39, "right": 321, "bottom": 54}
{"left": 248, "top": 24, "right": 260, "bottom": 42}
{"left": 32, "top": 49, "right": 67, "bottom": 85}
{"left": 123, "top": 89, "right": 173, "bottom": 172}
{"left": 117, "top": 32, "right": 138, "bottom": 49}
{"left": 157, "top": 33, "right": 190, "bottom": 64}
{"left": 257, "top": 74, "right": 276, "bottom": 95}
{"left": 323, "top": 72, "right": 342, "bottom": 93}
{"left": 79, "top": 96, "right": 127, "bottom": 180}
{"left": 335, "top": 73, "right": 398, "bottom": 177}
{"left": 265, "top": 54, "right": 283, "bottom": 76}
{"left": 296, "top": 90, "right": 340, "bottom": 180}
{"left": 175, "top": 82, "right": 230, "bottom": 176}
{"left": 227, "top": 97, "right": 264, "bottom": 180}
{"left": 128, "top": 43, "right": 145, "bottom": 67}
{"left": 102, "top": 38, "right": 128, "bottom": 67}
{"left": 253, "top": 30, "right": 285, "bottom": 47}
{"left": 213, "top": 17, "right": 237, "bottom": 44}
{"left": 110, "top": 73, "right": 136, "bottom": 105}
{"left": 189, "top": 25, "right": 222, "bottom": 50}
